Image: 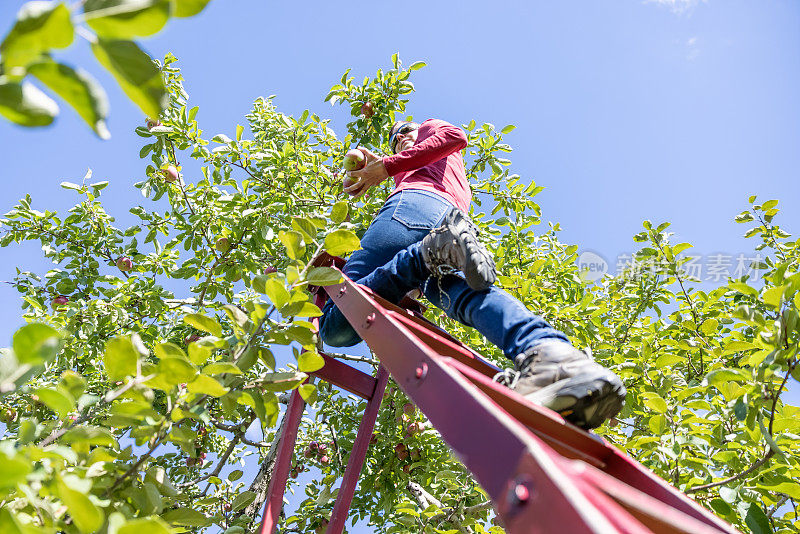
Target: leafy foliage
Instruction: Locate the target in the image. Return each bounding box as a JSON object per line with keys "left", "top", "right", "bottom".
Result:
{"left": 0, "top": 54, "right": 798, "bottom": 533}
{"left": 0, "top": 0, "right": 213, "bottom": 137}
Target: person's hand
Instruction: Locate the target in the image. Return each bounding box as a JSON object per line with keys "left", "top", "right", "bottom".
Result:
{"left": 343, "top": 147, "right": 389, "bottom": 198}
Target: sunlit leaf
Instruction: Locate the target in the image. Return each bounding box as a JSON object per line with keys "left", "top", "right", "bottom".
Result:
{"left": 0, "top": 1, "right": 73, "bottom": 69}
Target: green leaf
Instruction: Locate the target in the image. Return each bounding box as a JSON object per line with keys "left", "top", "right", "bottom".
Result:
{"left": 278, "top": 230, "right": 305, "bottom": 260}
{"left": 408, "top": 61, "right": 426, "bottom": 71}
{"left": 762, "top": 285, "right": 787, "bottom": 309}
{"left": 12, "top": 323, "right": 61, "bottom": 365}
{"left": 330, "top": 201, "right": 349, "bottom": 224}
{"left": 91, "top": 38, "right": 167, "bottom": 120}
{"left": 183, "top": 313, "right": 223, "bottom": 337}
{"left": 699, "top": 318, "right": 718, "bottom": 335}
{"left": 61, "top": 425, "right": 118, "bottom": 448}
{"left": 0, "top": 80, "right": 58, "bottom": 127}
{"left": 0, "top": 450, "right": 31, "bottom": 489}
{"left": 156, "top": 357, "right": 198, "bottom": 385}
{"left": 58, "top": 476, "right": 104, "bottom": 533}
{"left": 0, "top": 508, "right": 23, "bottom": 534}
{"left": 641, "top": 392, "right": 668, "bottom": 414}
{"left": 202, "top": 362, "right": 242, "bottom": 375}
{"left": 104, "top": 336, "right": 139, "bottom": 380}
{"left": 0, "top": 2, "right": 74, "bottom": 70}
{"left": 35, "top": 387, "right": 74, "bottom": 418}
{"left": 161, "top": 508, "right": 210, "bottom": 527}
{"left": 253, "top": 276, "right": 290, "bottom": 308}
{"left": 84, "top": 0, "right": 171, "bottom": 39}
{"left": 260, "top": 371, "right": 306, "bottom": 392}
{"left": 500, "top": 124, "right": 516, "bottom": 134}
{"left": 230, "top": 490, "right": 256, "bottom": 512}
{"left": 324, "top": 229, "right": 361, "bottom": 256}
{"left": 117, "top": 517, "right": 171, "bottom": 534}
{"left": 306, "top": 266, "right": 343, "bottom": 286}
{"left": 297, "top": 350, "right": 324, "bottom": 373}
{"left": 187, "top": 374, "right": 228, "bottom": 397}
{"left": 705, "top": 368, "right": 750, "bottom": 388}
{"left": 153, "top": 342, "right": 187, "bottom": 361}
{"left": 298, "top": 383, "right": 317, "bottom": 403}
{"left": 28, "top": 57, "right": 110, "bottom": 139}
{"left": 173, "top": 0, "right": 211, "bottom": 17}
{"left": 744, "top": 502, "right": 772, "bottom": 534}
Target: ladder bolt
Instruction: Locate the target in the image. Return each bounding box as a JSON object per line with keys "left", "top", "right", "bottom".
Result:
{"left": 364, "top": 313, "right": 376, "bottom": 328}
{"left": 415, "top": 363, "right": 428, "bottom": 380}
{"left": 513, "top": 483, "right": 530, "bottom": 504}
{"left": 338, "top": 286, "right": 347, "bottom": 298}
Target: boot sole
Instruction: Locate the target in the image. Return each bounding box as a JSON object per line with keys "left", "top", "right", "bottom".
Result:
{"left": 449, "top": 212, "right": 496, "bottom": 291}
{"left": 525, "top": 370, "right": 626, "bottom": 430}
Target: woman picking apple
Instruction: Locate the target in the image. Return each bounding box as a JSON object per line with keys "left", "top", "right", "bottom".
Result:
{"left": 319, "top": 119, "right": 625, "bottom": 429}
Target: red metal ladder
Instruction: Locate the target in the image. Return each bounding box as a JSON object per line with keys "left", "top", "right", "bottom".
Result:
{"left": 259, "top": 260, "right": 741, "bottom": 534}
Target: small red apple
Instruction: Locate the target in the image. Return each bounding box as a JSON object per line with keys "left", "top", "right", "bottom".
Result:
{"left": 290, "top": 469, "right": 298, "bottom": 479}
{"left": 52, "top": 295, "right": 69, "bottom": 306}
{"left": 402, "top": 403, "right": 415, "bottom": 415}
{"left": 318, "top": 443, "right": 328, "bottom": 454}
{"left": 360, "top": 101, "right": 375, "bottom": 118}
{"left": 264, "top": 265, "right": 278, "bottom": 274}
{"left": 304, "top": 447, "right": 314, "bottom": 458}
{"left": 309, "top": 441, "right": 319, "bottom": 451}
{"left": 402, "top": 464, "right": 410, "bottom": 473}
{"left": 397, "top": 449, "right": 409, "bottom": 461}
{"left": 162, "top": 166, "right": 179, "bottom": 183}
{"left": 184, "top": 334, "right": 201, "bottom": 344}
{"left": 215, "top": 237, "right": 230, "bottom": 253}
{"left": 394, "top": 443, "right": 406, "bottom": 454}
{"left": 223, "top": 503, "right": 231, "bottom": 512}
{"left": 406, "top": 422, "right": 422, "bottom": 436}
{"left": 319, "top": 455, "right": 329, "bottom": 465}
{"left": 146, "top": 118, "right": 161, "bottom": 130}
{"left": 116, "top": 256, "right": 133, "bottom": 272}
{"left": 342, "top": 149, "right": 366, "bottom": 171}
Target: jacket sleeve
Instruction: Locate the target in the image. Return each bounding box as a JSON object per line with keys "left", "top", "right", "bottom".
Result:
{"left": 383, "top": 119, "right": 468, "bottom": 176}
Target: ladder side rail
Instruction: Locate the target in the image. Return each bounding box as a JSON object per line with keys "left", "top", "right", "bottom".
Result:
{"left": 258, "top": 387, "right": 306, "bottom": 534}
{"left": 326, "top": 277, "right": 626, "bottom": 533}
{"left": 445, "top": 358, "right": 612, "bottom": 465}
{"left": 384, "top": 308, "right": 502, "bottom": 377}
{"left": 326, "top": 365, "right": 390, "bottom": 533}
{"left": 574, "top": 463, "right": 738, "bottom": 534}
{"left": 363, "top": 287, "right": 501, "bottom": 374}
{"left": 599, "top": 449, "right": 742, "bottom": 534}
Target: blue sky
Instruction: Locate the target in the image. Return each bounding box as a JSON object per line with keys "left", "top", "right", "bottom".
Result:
{"left": 1, "top": 0, "right": 799, "bottom": 531}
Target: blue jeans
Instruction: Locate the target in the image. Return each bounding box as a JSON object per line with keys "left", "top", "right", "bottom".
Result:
{"left": 319, "top": 190, "right": 569, "bottom": 360}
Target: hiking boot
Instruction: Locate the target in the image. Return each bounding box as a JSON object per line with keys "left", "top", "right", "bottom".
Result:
{"left": 420, "top": 208, "right": 497, "bottom": 291}
{"left": 494, "top": 341, "right": 626, "bottom": 429}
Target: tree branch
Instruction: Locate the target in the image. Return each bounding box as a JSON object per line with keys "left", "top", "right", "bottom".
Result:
{"left": 685, "top": 449, "right": 774, "bottom": 493}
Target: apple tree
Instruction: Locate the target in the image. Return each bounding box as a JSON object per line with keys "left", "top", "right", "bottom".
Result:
{"left": 0, "top": 0, "right": 214, "bottom": 138}
{"left": 1, "top": 54, "right": 799, "bottom": 534}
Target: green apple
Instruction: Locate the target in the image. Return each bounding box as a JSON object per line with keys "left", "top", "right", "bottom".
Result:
{"left": 215, "top": 237, "right": 230, "bottom": 253}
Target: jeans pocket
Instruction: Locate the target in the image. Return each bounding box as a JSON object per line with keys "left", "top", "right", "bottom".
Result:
{"left": 391, "top": 191, "right": 452, "bottom": 230}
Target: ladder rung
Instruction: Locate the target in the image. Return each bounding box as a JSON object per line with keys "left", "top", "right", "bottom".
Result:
{"left": 311, "top": 352, "right": 377, "bottom": 400}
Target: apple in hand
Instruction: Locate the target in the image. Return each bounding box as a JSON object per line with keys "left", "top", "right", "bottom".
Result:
{"left": 342, "top": 149, "right": 366, "bottom": 171}
{"left": 116, "top": 256, "right": 133, "bottom": 272}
